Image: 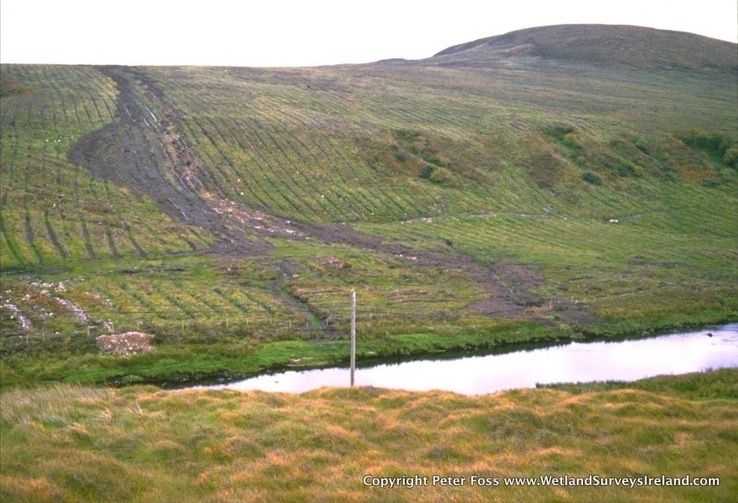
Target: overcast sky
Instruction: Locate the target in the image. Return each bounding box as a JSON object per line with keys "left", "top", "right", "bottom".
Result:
{"left": 1, "top": 0, "right": 736, "bottom": 67}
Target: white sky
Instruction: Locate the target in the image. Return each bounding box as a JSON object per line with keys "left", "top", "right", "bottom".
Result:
{"left": 1, "top": 0, "right": 736, "bottom": 67}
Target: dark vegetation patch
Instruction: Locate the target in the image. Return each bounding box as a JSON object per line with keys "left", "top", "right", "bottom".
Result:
{"left": 392, "top": 129, "right": 458, "bottom": 185}
{"left": 523, "top": 151, "right": 567, "bottom": 188}
{"left": 678, "top": 129, "right": 738, "bottom": 169}
{"left": 540, "top": 125, "right": 642, "bottom": 182}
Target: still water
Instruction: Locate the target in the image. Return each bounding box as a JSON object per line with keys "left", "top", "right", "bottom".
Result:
{"left": 201, "top": 324, "right": 738, "bottom": 395}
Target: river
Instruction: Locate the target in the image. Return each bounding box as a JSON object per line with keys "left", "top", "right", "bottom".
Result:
{"left": 198, "top": 323, "right": 738, "bottom": 395}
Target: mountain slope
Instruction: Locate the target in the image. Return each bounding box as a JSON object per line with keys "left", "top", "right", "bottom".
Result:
{"left": 433, "top": 24, "right": 738, "bottom": 73}
{"left": 1, "top": 26, "right": 737, "bottom": 385}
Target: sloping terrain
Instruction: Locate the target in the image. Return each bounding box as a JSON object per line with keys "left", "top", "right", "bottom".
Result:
{"left": 433, "top": 24, "right": 738, "bottom": 73}
{"left": 1, "top": 25, "right": 736, "bottom": 384}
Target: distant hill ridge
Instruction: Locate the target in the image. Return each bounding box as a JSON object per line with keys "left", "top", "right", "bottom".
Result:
{"left": 432, "top": 24, "right": 738, "bottom": 73}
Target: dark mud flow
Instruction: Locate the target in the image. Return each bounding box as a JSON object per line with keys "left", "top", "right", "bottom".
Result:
{"left": 67, "top": 67, "right": 573, "bottom": 321}
{"left": 68, "top": 67, "right": 270, "bottom": 255}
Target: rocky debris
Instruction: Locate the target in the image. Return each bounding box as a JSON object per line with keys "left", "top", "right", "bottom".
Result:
{"left": 53, "top": 297, "right": 90, "bottom": 323}
{"left": 97, "top": 332, "right": 156, "bottom": 356}
{"left": 1, "top": 302, "right": 33, "bottom": 331}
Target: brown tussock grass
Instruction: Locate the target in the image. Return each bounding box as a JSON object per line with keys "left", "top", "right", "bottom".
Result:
{"left": 1, "top": 374, "right": 737, "bottom": 502}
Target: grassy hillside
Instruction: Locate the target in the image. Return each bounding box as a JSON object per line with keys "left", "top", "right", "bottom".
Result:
{"left": 1, "top": 369, "right": 737, "bottom": 502}
{"left": 1, "top": 25, "right": 737, "bottom": 385}
{"left": 434, "top": 24, "right": 738, "bottom": 74}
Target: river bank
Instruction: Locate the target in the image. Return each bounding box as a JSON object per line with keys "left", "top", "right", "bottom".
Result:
{"left": 193, "top": 323, "right": 738, "bottom": 394}
{"left": 2, "top": 318, "right": 735, "bottom": 390}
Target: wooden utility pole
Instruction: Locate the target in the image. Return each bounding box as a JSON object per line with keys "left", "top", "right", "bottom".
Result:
{"left": 350, "top": 288, "right": 356, "bottom": 387}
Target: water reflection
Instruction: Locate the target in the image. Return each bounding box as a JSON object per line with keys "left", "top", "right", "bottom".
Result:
{"left": 200, "top": 324, "right": 738, "bottom": 395}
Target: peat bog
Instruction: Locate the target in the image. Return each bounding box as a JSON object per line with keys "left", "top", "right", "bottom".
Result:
{"left": 0, "top": 25, "right": 736, "bottom": 387}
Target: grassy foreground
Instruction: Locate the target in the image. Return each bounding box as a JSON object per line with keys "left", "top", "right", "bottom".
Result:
{"left": 1, "top": 369, "right": 736, "bottom": 502}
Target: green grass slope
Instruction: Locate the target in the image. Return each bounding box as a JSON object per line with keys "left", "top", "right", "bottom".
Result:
{"left": 1, "top": 25, "right": 737, "bottom": 385}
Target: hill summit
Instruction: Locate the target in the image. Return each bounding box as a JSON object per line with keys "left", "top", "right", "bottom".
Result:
{"left": 432, "top": 24, "right": 737, "bottom": 73}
